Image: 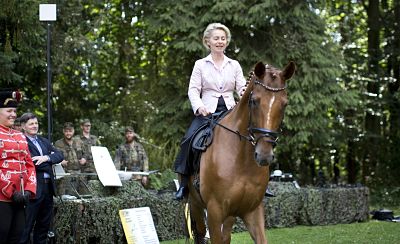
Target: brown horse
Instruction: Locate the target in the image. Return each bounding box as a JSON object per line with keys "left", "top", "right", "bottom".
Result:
{"left": 187, "top": 61, "right": 296, "bottom": 243}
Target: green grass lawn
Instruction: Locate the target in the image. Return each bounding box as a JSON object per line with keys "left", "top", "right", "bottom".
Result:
{"left": 160, "top": 206, "right": 399, "bottom": 244}
{"left": 161, "top": 221, "right": 398, "bottom": 243}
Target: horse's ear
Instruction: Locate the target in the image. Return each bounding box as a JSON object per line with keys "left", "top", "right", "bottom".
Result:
{"left": 254, "top": 62, "right": 266, "bottom": 77}
{"left": 282, "top": 61, "right": 296, "bottom": 81}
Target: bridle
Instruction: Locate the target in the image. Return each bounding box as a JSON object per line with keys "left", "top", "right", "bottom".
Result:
{"left": 247, "top": 71, "right": 286, "bottom": 146}
{"left": 212, "top": 68, "right": 286, "bottom": 147}
{"left": 248, "top": 79, "right": 286, "bottom": 146}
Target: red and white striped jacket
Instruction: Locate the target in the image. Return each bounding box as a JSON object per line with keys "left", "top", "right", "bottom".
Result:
{"left": 0, "top": 124, "right": 36, "bottom": 202}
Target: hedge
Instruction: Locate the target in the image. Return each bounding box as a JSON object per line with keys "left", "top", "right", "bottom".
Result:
{"left": 52, "top": 181, "right": 369, "bottom": 243}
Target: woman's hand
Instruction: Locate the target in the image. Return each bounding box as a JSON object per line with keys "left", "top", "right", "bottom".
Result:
{"left": 197, "top": 106, "right": 210, "bottom": 116}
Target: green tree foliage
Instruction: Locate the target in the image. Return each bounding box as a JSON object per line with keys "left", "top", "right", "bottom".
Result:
{"left": 145, "top": 0, "right": 358, "bottom": 183}
{"left": 1, "top": 0, "right": 398, "bottom": 189}
{"left": 0, "top": 0, "right": 46, "bottom": 118}
{"left": 324, "top": 0, "right": 400, "bottom": 188}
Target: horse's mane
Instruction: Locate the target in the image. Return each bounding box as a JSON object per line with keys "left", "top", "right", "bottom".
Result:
{"left": 265, "top": 64, "right": 279, "bottom": 72}
{"left": 240, "top": 75, "right": 254, "bottom": 103}
{"left": 226, "top": 63, "right": 280, "bottom": 121}
{"left": 223, "top": 72, "right": 255, "bottom": 124}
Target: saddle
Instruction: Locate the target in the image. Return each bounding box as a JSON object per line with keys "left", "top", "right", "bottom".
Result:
{"left": 192, "top": 124, "right": 213, "bottom": 152}
{"left": 190, "top": 111, "right": 228, "bottom": 151}
{"left": 188, "top": 111, "right": 229, "bottom": 176}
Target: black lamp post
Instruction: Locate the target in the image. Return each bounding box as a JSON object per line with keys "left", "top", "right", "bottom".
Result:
{"left": 39, "top": 4, "right": 56, "bottom": 142}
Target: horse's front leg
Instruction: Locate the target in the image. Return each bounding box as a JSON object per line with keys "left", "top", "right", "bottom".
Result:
{"left": 206, "top": 201, "right": 225, "bottom": 244}
{"left": 242, "top": 203, "right": 267, "bottom": 244}
{"left": 190, "top": 198, "right": 207, "bottom": 243}
{"left": 222, "top": 216, "right": 236, "bottom": 244}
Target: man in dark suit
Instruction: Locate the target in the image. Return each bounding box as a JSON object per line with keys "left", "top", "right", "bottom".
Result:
{"left": 19, "top": 113, "right": 63, "bottom": 244}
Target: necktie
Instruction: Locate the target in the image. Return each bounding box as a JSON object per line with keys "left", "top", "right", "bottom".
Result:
{"left": 32, "top": 137, "right": 51, "bottom": 178}
{"left": 32, "top": 138, "right": 43, "bottom": 156}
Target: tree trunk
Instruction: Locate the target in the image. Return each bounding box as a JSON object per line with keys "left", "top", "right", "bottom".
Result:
{"left": 386, "top": 0, "right": 400, "bottom": 184}
{"left": 346, "top": 139, "right": 357, "bottom": 184}
{"left": 363, "top": 0, "right": 381, "bottom": 184}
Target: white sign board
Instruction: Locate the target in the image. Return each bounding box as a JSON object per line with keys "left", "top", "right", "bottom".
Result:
{"left": 119, "top": 207, "right": 160, "bottom": 244}
{"left": 91, "top": 146, "right": 122, "bottom": 186}
{"left": 53, "top": 163, "right": 70, "bottom": 179}
{"left": 39, "top": 4, "right": 57, "bottom": 21}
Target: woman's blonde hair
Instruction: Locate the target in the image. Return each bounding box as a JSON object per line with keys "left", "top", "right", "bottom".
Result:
{"left": 202, "top": 23, "right": 231, "bottom": 50}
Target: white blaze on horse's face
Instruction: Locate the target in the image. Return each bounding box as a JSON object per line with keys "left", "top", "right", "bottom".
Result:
{"left": 252, "top": 88, "right": 285, "bottom": 166}
{"left": 251, "top": 61, "right": 295, "bottom": 166}
{"left": 266, "top": 95, "right": 276, "bottom": 126}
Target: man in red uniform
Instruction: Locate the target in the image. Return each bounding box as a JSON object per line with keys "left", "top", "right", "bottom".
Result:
{"left": 0, "top": 90, "right": 36, "bottom": 244}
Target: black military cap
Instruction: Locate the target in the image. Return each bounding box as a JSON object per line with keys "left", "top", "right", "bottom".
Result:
{"left": 0, "top": 90, "right": 22, "bottom": 108}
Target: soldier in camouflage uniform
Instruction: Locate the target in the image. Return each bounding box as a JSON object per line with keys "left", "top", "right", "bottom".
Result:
{"left": 75, "top": 119, "right": 100, "bottom": 174}
{"left": 54, "top": 122, "right": 87, "bottom": 195}
{"left": 114, "top": 127, "right": 149, "bottom": 186}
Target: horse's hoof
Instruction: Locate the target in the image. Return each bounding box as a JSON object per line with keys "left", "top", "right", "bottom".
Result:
{"left": 174, "top": 186, "right": 187, "bottom": 200}
{"left": 194, "top": 237, "right": 209, "bottom": 244}
{"left": 265, "top": 187, "right": 275, "bottom": 197}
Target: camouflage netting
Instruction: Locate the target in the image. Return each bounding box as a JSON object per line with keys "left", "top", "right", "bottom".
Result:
{"left": 53, "top": 181, "right": 369, "bottom": 243}
{"left": 233, "top": 182, "right": 369, "bottom": 232}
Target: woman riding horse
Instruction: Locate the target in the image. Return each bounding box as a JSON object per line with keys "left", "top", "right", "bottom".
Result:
{"left": 174, "top": 23, "right": 247, "bottom": 200}
{"left": 189, "top": 61, "right": 295, "bottom": 243}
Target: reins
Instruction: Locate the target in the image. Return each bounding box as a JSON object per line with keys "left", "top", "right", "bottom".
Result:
{"left": 207, "top": 118, "right": 254, "bottom": 142}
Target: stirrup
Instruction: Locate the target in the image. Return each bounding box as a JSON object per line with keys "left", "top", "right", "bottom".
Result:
{"left": 175, "top": 186, "right": 187, "bottom": 200}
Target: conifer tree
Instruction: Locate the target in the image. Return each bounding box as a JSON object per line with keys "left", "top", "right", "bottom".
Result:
{"left": 145, "top": 0, "right": 358, "bottom": 180}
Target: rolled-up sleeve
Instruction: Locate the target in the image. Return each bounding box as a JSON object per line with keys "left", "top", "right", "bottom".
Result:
{"left": 234, "top": 61, "right": 246, "bottom": 98}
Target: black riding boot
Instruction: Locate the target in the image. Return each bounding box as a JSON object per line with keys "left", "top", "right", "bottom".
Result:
{"left": 175, "top": 174, "right": 189, "bottom": 200}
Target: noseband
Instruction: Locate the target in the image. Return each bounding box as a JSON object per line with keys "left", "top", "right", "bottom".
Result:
{"left": 248, "top": 79, "right": 286, "bottom": 146}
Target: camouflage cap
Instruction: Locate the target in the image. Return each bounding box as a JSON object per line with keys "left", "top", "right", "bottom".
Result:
{"left": 80, "top": 119, "right": 91, "bottom": 125}
{"left": 0, "top": 89, "right": 22, "bottom": 108}
{"left": 125, "top": 126, "right": 139, "bottom": 137}
{"left": 63, "top": 122, "right": 74, "bottom": 130}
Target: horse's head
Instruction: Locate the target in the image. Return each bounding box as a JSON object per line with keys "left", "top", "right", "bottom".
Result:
{"left": 249, "top": 61, "right": 295, "bottom": 166}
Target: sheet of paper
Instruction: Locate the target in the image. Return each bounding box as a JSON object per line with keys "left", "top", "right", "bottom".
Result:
{"left": 53, "top": 163, "right": 70, "bottom": 179}
{"left": 119, "top": 207, "right": 160, "bottom": 244}
{"left": 91, "top": 146, "right": 122, "bottom": 186}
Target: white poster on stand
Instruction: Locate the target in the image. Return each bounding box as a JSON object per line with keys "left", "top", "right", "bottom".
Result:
{"left": 91, "top": 146, "right": 122, "bottom": 186}
{"left": 119, "top": 207, "right": 160, "bottom": 244}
